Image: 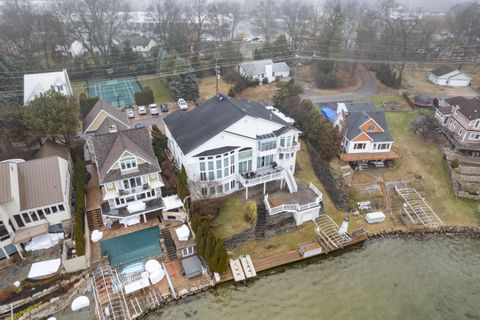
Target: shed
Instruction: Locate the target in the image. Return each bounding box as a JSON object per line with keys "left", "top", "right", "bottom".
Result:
{"left": 181, "top": 255, "right": 203, "bottom": 279}
{"left": 428, "top": 66, "right": 471, "bottom": 87}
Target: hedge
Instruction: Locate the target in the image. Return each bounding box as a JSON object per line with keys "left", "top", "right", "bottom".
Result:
{"left": 135, "top": 86, "right": 154, "bottom": 105}
{"left": 73, "top": 156, "right": 86, "bottom": 256}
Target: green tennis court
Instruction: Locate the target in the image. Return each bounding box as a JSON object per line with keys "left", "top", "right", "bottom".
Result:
{"left": 100, "top": 226, "right": 162, "bottom": 266}
{"left": 88, "top": 77, "right": 141, "bottom": 107}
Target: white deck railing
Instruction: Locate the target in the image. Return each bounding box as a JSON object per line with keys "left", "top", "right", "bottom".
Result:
{"left": 263, "top": 183, "right": 323, "bottom": 216}
{"left": 277, "top": 142, "right": 301, "bottom": 153}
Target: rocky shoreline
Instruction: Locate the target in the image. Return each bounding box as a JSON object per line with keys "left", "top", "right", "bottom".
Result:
{"left": 369, "top": 226, "right": 480, "bottom": 239}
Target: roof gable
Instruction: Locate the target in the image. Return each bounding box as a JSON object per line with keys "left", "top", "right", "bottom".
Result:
{"left": 83, "top": 99, "right": 131, "bottom": 134}
{"left": 92, "top": 128, "right": 160, "bottom": 183}
{"left": 345, "top": 110, "right": 392, "bottom": 142}
{"left": 445, "top": 96, "right": 480, "bottom": 120}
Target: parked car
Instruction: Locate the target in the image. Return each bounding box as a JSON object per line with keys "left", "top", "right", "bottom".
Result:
{"left": 177, "top": 98, "right": 188, "bottom": 110}
{"left": 160, "top": 104, "right": 169, "bottom": 112}
{"left": 149, "top": 104, "right": 159, "bottom": 115}
{"left": 126, "top": 108, "right": 135, "bottom": 118}
{"left": 138, "top": 105, "right": 147, "bottom": 115}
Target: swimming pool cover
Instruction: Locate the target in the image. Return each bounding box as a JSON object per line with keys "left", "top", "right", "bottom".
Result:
{"left": 100, "top": 227, "right": 162, "bottom": 266}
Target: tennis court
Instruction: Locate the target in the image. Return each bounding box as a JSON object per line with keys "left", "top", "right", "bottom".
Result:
{"left": 100, "top": 226, "right": 162, "bottom": 267}
{"left": 88, "top": 77, "right": 141, "bottom": 107}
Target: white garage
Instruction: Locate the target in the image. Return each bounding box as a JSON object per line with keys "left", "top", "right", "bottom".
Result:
{"left": 428, "top": 65, "right": 471, "bottom": 87}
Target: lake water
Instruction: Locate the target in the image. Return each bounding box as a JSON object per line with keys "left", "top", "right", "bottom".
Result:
{"left": 146, "top": 236, "right": 480, "bottom": 320}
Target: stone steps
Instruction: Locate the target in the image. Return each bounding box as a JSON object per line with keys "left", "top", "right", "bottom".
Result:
{"left": 255, "top": 204, "right": 267, "bottom": 238}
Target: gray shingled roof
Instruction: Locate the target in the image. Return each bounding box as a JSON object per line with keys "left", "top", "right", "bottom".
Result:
{"left": 92, "top": 128, "right": 160, "bottom": 184}
{"left": 273, "top": 62, "right": 290, "bottom": 74}
{"left": 344, "top": 102, "right": 377, "bottom": 113}
{"left": 345, "top": 110, "right": 393, "bottom": 142}
{"left": 83, "top": 99, "right": 130, "bottom": 134}
{"left": 430, "top": 65, "right": 457, "bottom": 77}
{"left": 35, "top": 141, "right": 70, "bottom": 161}
{"left": 194, "top": 146, "right": 239, "bottom": 157}
{"left": 164, "top": 95, "right": 294, "bottom": 155}
{"left": 445, "top": 96, "right": 480, "bottom": 120}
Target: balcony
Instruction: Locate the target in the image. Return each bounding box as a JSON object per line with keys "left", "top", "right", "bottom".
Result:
{"left": 118, "top": 184, "right": 150, "bottom": 196}
{"left": 101, "top": 197, "right": 165, "bottom": 219}
{"left": 264, "top": 183, "right": 323, "bottom": 216}
{"left": 278, "top": 142, "right": 300, "bottom": 153}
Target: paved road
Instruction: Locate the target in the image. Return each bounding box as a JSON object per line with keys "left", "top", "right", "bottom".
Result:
{"left": 302, "top": 70, "right": 378, "bottom": 104}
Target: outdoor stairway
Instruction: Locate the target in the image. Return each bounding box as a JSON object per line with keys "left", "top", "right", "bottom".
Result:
{"left": 161, "top": 228, "right": 177, "bottom": 261}
{"left": 86, "top": 208, "right": 103, "bottom": 230}
{"left": 283, "top": 169, "right": 298, "bottom": 193}
{"left": 255, "top": 203, "right": 267, "bottom": 238}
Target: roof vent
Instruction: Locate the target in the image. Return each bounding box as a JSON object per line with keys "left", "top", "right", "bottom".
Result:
{"left": 217, "top": 94, "right": 224, "bottom": 101}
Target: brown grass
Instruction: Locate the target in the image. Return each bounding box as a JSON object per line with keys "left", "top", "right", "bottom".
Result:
{"left": 197, "top": 76, "right": 231, "bottom": 103}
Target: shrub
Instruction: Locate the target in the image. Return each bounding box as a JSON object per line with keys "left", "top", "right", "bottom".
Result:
{"left": 450, "top": 159, "right": 460, "bottom": 169}
{"left": 228, "top": 87, "right": 236, "bottom": 97}
{"left": 73, "top": 156, "right": 86, "bottom": 256}
{"left": 245, "top": 201, "right": 257, "bottom": 225}
{"left": 135, "top": 86, "right": 154, "bottom": 106}
{"left": 262, "top": 77, "right": 269, "bottom": 84}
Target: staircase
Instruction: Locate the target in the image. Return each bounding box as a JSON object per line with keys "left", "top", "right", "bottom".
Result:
{"left": 160, "top": 228, "right": 177, "bottom": 261}
{"left": 255, "top": 203, "right": 267, "bottom": 238}
{"left": 86, "top": 208, "right": 103, "bottom": 230}
{"left": 282, "top": 169, "right": 298, "bottom": 193}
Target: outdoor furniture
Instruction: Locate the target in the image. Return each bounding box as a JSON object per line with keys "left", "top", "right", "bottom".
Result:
{"left": 71, "top": 296, "right": 90, "bottom": 311}
{"left": 182, "top": 255, "right": 203, "bottom": 279}
{"left": 149, "top": 269, "right": 165, "bottom": 284}
{"left": 91, "top": 230, "right": 103, "bottom": 243}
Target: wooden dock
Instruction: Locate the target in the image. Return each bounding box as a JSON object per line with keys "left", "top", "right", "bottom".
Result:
{"left": 220, "top": 232, "right": 368, "bottom": 283}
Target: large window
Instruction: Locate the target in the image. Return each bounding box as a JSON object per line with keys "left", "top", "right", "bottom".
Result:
{"left": 238, "top": 148, "right": 252, "bottom": 160}
{"left": 259, "top": 139, "right": 277, "bottom": 151}
{"left": 470, "top": 133, "right": 480, "bottom": 140}
{"left": 120, "top": 157, "right": 137, "bottom": 171}
{"left": 0, "top": 222, "right": 10, "bottom": 241}
{"left": 257, "top": 155, "right": 274, "bottom": 168}
{"left": 374, "top": 143, "right": 390, "bottom": 150}
{"left": 354, "top": 143, "right": 367, "bottom": 150}
{"left": 13, "top": 215, "right": 24, "bottom": 228}
{"left": 239, "top": 160, "right": 252, "bottom": 174}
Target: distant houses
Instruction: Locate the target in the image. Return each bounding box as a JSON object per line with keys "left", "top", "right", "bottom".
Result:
{"left": 238, "top": 59, "right": 290, "bottom": 83}
{"left": 428, "top": 66, "right": 471, "bottom": 87}
{"left": 23, "top": 69, "right": 73, "bottom": 105}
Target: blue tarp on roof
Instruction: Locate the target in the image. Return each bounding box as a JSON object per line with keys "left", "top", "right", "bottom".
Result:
{"left": 321, "top": 107, "right": 337, "bottom": 122}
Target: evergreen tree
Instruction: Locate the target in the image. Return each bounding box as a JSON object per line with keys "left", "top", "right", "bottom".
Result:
{"left": 217, "top": 243, "right": 229, "bottom": 273}
{"left": 190, "top": 213, "right": 200, "bottom": 233}
{"left": 196, "top": 236, "right": 206, "bottom": 256}
{"left": 176, "top": 165, "right": 190, "bottom": 200}
{"left": 204, "top": 231, "right": 216, "bottom": 260}
{"left": 209, "top": 240, "right": 223, "bottom": 272}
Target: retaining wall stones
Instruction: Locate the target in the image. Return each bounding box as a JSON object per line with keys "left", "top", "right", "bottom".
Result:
{"left": 265, "top": 211, "right": 297, "bottom": 238}
{"left": 306, "top": 141, "right": 349, "bottom": 210}
{"left": 223, "top": 229, "right": 256, "bottom": 249}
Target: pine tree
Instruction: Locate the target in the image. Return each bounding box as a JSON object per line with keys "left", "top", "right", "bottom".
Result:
{"left": 217, "top": 244, "right": 229, "bottom": 273}
{"left": 176, "top": 165, "right": 189, "bottom": 200}
{"left": 204, "top": 231, "right": 216, "bottom": 260}
{"left": 190, "top": 213, "right": 200, "bottom": 233}
{"left": 197, "top": 236, "right": 206, "bottom": 256}
{"left": 209, "top": 240, "right": 223, "bottom": 272}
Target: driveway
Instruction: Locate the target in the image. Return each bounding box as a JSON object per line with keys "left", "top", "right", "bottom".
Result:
{"left": 302, "top": 70, "right": 378, "bottom": 104}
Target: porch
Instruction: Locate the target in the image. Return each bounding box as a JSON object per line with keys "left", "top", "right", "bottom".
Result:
{"left": 236, "top": 166, "right": 298, "bottom": 199}
{"left": 339, "top": 150, "right": 400, "bottom": 162}
{"left": 101, "top": 197, "right": 165, "bottom": 225}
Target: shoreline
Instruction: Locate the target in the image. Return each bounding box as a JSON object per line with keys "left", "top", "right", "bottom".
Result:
{"left": 17, "top": 225, "right": 480, "bottom": 319}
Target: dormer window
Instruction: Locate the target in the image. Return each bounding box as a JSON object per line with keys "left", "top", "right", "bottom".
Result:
{"left": 367, "top": 125, "right": 375, "bottom": 131}
{"left": 120, "top": 157, "right": 137, "bottom": 171}
{"left": 109, "top": 124, "right": 117, "bottom": 133}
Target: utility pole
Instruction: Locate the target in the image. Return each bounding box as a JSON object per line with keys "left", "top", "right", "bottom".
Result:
{"left": 215, "top": 40, "right": 219, "bottom": 96}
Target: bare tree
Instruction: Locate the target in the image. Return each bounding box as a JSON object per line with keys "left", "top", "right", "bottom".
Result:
{"left": 208, "top": 1, "right": 232, "bottom": 42}
{"left": 280, "top": 0, "right": 312, "bottom": 49}
{"left": 187, "top": 0, "right": 209, "bottom": 49}
{"left": 150, "top": 0, "right": 190, "bottom": 52}
{"left": 448, "top": 2, "right": 480, "bottom": 60}
{"left": 250, "top": 0, "right": 277, "bottom": 42}
{"left": 228, "top": 1, "right": 242, "bottom": 41}
{"left": 51, "top": 0, "right": 129, "bottom": 65}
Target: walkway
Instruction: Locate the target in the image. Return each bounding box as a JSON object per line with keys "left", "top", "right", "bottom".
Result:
{"left": 302, "top": 68, "right": 378, "bottom": 104}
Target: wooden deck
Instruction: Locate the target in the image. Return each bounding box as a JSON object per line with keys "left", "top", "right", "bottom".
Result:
{"left": 219, "top": 233, "right": 368, "bottom": 283}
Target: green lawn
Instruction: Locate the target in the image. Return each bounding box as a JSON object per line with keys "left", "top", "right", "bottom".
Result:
{"left": 383, "top": 110, "right": 479, "bottom": 226}
{"left": 210, "top": 198, "right": 253, "bottom": 239}
{"left": 138, "top": 76, "right": 171, "bottom": 103}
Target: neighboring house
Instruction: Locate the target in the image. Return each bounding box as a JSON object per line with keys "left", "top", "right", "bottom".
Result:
{"left": 337, "top": 103, "right": 399, "bottom": 163}
{"left": 129, "top": 38, "right": 158, "bottom": 54}
{"left": 238, "top": 59, "right": 290, "bottom": 83}
{"left": 35, "top": 140, "right": 73, "bottom": 172}
{"left": 164, "top": 94, "right": 301, "bottom": 200}
{"left": 428, "top": 65, "right": 471, "bottom": 87}
{"left": 83, "top": 99, "right": 131, "bottom": 135}
{"left": 168, "top": 223, "right": 196, "bottom": 260}
{"left": 69, "top": 40, "right": 102, "bottom": 57}
{"left": 0, "top": 156, "right": 72, "bottom": 261}
{"left": 435, "top": 96, "right": 480, "bottom": 157}
{"left": 90, "top": 127, "right": 165, "bottom": 226}
{"left": 23, "top": 69, "right": 73, "bottom": 105}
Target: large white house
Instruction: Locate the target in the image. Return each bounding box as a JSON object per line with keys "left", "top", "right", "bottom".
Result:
{"left": 428, "top": 65, "right": 471, "bottom": 87}
{"left": 0, "top": 156, "right": 72, "bottom": 260}
{"left": 23, "top": 69, "right": 73, "bottom": 105}
{"left": 164, "top": 95, "right": 301, "bottom": 200}
{"left": 238, "top": 59, "right": 290, "bottom": 83}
